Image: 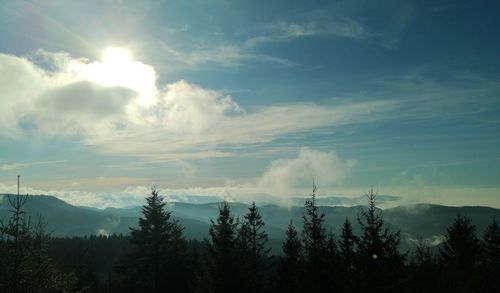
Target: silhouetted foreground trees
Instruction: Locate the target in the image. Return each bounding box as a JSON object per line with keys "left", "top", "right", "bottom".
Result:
{"left": 111, "top": 187, "right": 191, "bottom": 293}
{"left": 0, "top": 178, "right": 75, "bottom": 292}
{"left": 1, "top": 184, "right": 500, "bottom": 292}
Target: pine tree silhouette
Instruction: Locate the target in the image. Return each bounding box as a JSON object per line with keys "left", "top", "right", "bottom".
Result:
{"left": 477, "top": 218, "right": 500, "bottom": 292}
{"left": 276, "top": 221, "right": 303, "bottom": 293}
{"left": 205, "top": 201, "right": 240, "bottom": 293}
{"left": 239, "top": 202, "right": 271, "bottom": 292}
{"left": 338, "top": 217, "right": 358, "bottom": 292}
{"left": 122, "top": 187, "right": 187, "bottom": 292}
{"left": 439, "top": 214, "right": 479, "bottom": 292}
{"left": 301, "top": 183, "right": 329, "bottom": 292}
{"left": 325, "top": 231, "right": 339, "bottom": 291}
{"left": 357, "top": 187, "right": 405, "bottom": 292}
{"left": 0, "top": 177, "right": 74, "bottom": 292}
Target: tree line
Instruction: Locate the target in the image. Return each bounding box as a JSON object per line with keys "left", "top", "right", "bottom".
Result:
{"left": 0, "top": 185, "right": 499, "bottom": 292}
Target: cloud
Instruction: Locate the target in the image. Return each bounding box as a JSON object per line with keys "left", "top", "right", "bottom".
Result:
{"left": 0, "top": 160, "right": 65, "bottom": 171}
{"left": 2, "top": 151, "right": 499, "bottom": 208}
{"left": 267, "top": 19, "right": 368, "bottom": 39}
{"left": 0, "top": 180, "right": 151, "bottom": 208}
{"left": 158, "top": 41, "right": 297, "bottom": 68}
{"left": 407, "top": 235, "right": 445, "bottom": 247}
{"left": 85, "top": 99, "right": 394, "bottom": 161}
{"left": 159, "top": 80, "right": 242, "bottom": 134}
{"left": 0, "top": 52, "right": 145, "bottom": 139}
{"left": 0, "top": 51, "right": 395, "bottom": 161}
{"left": 257, "top": 147, "right": 356, "bottom": 198}
{"left": 246, "top": 18, "right": 370, "bottom": 48}
{"left": 0, "top": 148, "right": 355, "bottom": 207}
{"left": 34, "top": 81, "right": 136, "bottom": 136}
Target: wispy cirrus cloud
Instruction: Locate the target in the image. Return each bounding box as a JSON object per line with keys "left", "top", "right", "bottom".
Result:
{"left": 246, "top": 17, "right": 371, "bottom": 48}
{"left": 0, "top": 160, "right": 65, "bottom": 171}
{"left": 157, "top": 41, "right": 297, "bottom": 69}
{"left": 268, "top": 18, "right": 369, "bottom": 39}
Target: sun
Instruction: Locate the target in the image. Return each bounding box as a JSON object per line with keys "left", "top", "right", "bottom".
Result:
{"left": 69, "top": 46, "right": 157, "bottom": 107}
{"left": 101, "top": 47, "right": 132, "bottom": 64}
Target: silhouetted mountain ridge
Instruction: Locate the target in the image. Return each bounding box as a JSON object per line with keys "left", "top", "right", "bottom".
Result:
{"left": 1, "top": 194, "right": 499, "bottom": 252}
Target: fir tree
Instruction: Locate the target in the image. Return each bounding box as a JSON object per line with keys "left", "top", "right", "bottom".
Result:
{"left": 357, "top": 187, "right": 405, "bottom": 292}
{"left": 326, "top": 231, "right": 337, "bottom": 258}
{"left": 276, "top": 221, "right": 302, "bottom": 293}
{"left": 325, "top": 231, "right": 339, "bottom": 291}
{"left": 0, "top": 177, "right": 74, "bottom": 293}
{"left": 339, "top": 217, "right": 357, "bottom": 266}
{"left": 301, "top": 183, "right": 328, "bottom": 292}
{"left": 439, "top": 214, "right": 479, "bottom": 292}
{"left": 477, "top": 218, "right": 500, "bottom": 292}
{"left": 205, "top": 201, "right": 240, "bottom": 293}
{"left": 239, "top": 202, "right": 270, "bottom": 292}
{"left": 338, "top": 217, "right": 358, "bottom": 292}
{"left": 123, "top": 187, "right": 187, "bottom": 292}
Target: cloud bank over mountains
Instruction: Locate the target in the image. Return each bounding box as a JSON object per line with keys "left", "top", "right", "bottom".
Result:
{"left": 0, "top": 147, "right": 356, "bottom": 208}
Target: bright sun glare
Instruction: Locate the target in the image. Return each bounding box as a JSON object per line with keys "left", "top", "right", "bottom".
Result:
{"left": 102, "top": 47, "right": 132, "bottom": 64}
{"left": 69, "top": 46, "right": 156, "bottom": 107}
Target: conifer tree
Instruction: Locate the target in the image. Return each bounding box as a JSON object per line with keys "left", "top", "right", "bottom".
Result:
{"left": 239, "top": 202, "right": 270, "bottom": 292}
{"left": 0, "top": 177, "right": 74, "bottom": 292}
{"left": 124, "top": 187, "right": 187, "bottom": 292}
{"left": 205, "top": 201, "right": 240, "bottom": 293}
{"left": 325, "top": 231, "right": 339, "bottom": 291}
{"left": 338, "top": 217, "right": 358, "bottom": 292}
{"left": 439, "top": 214, "right": 479, "bottom": 292}
{"left": 301, "top": 183, "right": 328, "bottom": 292}
{"left": 357, "top": 187, "right": 405, "bottom": 292}
{"left": 326, "top": 231, "right": 338, "bottom": 258}
{"left": 339, "top": 217, "right": 357, "bottom": 267}
{"left": 277, "top": 221, "right": 302, "bottom": 293}
{"left": 477, "top": 219, "right": 500, "bottom": 292}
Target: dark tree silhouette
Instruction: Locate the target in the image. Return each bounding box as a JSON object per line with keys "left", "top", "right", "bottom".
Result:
{"left": 477, "top": 218, "right": 500, "bottom": 292}
{"left": 339, "top": 217, "right": 357, "bottom": 266}
{"left": 239, "top": 202, "right": 271, "bottom": 292}
{"left": 117, "top": 187, "right": 188, "bottom": 293}
{"left": 301, "top": 183, "right": 329, "bottom": 292}
{"left": 0, "top": 177, "right": 74, "bottom": 293}
{"left": 325, "top": 231, "right": 339, "bottom": 291}
{"left": 276, "top": 221, "right": 303, "bottom": 293}
{"left": 357, "top": 187, "right": 405, "bottom": 292}
{"left": 71, "top": 240, "right": 98, "bottom": 292}
{"left": 439, "top": 214, "right": 479, "bottom": 292}
{"left": 204, "top": 201, "right": 240, "bottom": 293}
{"left": 338, "top": 217, "right": 358, "bottom": 292}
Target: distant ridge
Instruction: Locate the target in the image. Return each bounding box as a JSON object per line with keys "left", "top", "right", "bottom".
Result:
{"left": 1, "top": 194, "right": 499, "bottom": 253}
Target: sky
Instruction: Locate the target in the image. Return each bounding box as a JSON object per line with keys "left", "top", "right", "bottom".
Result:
{"left": 0, "top": 0, "right": 499, "bottom": 208}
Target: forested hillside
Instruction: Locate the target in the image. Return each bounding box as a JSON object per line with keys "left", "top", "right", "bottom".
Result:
{"left": 1, "top": 187, "right": 499, "bottom": 292}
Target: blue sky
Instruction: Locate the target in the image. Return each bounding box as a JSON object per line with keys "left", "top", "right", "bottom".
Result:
{"left": 0, "top": 0, "right": 499, "bottom": 208}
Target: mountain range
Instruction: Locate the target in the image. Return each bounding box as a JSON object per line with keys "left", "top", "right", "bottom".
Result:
{"left": 1, "top": 194, "right": 499, "bottom": 253}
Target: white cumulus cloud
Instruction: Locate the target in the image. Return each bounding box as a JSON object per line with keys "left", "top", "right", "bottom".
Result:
{"left": 257, "top": 147, "right": 356, "bottom": 198}
{"left": 0, "top": 50, "right": 395, "bottom": 160}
